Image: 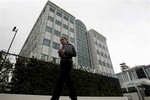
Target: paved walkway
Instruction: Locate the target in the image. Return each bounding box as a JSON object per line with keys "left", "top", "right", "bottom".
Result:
{"left": 0, "top": 93, "right": 128, "bottom": 100}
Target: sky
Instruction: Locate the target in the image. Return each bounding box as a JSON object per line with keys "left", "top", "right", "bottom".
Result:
{"left": 0, "top": 0, "right": 150, "bottom": 73}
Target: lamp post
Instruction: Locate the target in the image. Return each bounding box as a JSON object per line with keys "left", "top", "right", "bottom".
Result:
{"left": 0, "top": 27, "right": 18, "bottom": 69}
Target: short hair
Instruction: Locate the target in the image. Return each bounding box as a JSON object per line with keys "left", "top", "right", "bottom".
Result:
{"left": 60, "top": 36, "right": 69, "bottom": 43}
{"left": 60, "top": 36, "right": 68, "bottom": 40}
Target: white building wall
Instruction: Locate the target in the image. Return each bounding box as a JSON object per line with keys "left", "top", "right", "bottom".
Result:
{"left": 42, "top": 46, "right": 49, "bottom": 55}
{"left": 45, "top": 32, "right": 51, "bottom": 40}
{"left": 87, "top": 29, "right": 115, "bottom": 76}
{"left": 63, "top": 19, "right": 68, "bottom": 25}
{"left": 47, "top": 21, "right": 53, "bottom": 27}
{"left": 19, "top": 1, "right": 76, "bottom": 65}
{"left": 87, "top": 31, "right": 99, "bottom": 70}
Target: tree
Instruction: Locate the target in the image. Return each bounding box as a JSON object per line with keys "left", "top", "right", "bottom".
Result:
{"left": 0, "top": 51, "right": 13, "bottom": 92}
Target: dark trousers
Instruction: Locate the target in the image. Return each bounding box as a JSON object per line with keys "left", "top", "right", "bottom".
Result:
{"left": 51, "top": 60, "right": 77, "bottom": 100}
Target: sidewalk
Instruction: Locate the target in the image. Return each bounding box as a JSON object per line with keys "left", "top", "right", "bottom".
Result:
{"left": 0, "top": 93, "right": 128, "bottom": 100}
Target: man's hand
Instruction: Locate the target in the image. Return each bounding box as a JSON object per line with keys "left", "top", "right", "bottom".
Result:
{"left": 60, "top": 49, "right": 65, "bottom": 56}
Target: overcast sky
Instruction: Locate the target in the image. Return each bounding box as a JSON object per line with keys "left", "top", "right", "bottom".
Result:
{"left": 0, "top": 0, "right": 150, "bottom": 73}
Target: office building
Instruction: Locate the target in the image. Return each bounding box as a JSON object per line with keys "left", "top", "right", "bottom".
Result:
{"left": 19, "top": 1, "right": 115, "bottom": 77}
{"left": 19, "top": 1, "right": 76, "bottom": 64}
{"left": 87, "top": 29, "right": 114, "bottom": 76}
{"left": 116, "top": 65, "right": 150, "bottom": 85}
{"left": 116, "top": 64, "right": 150, "bottom": 100}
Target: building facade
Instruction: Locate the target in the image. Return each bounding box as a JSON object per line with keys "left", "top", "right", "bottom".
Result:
{"left": 75, "top": 19, "right": 91, "bottom": 68}
{"left": 116, "top": 65, "right": 150, "bottom": 100}
{"left": 19, "top": 1, "right": 115, "bottom": 77}
{"left": 116, "top": 65, "right": 150, "bottom": 85}
{"left": 87, "top": 29, "right": 114, "bottom": 76}
{"left": 19, "top": 1, "right": 76, "bottom": 64}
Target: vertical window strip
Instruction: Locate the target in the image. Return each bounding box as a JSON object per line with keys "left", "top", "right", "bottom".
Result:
{"left": 46, "top": 26, "right": 53, "bottom": 33}
{"left": 53, "top": 42, "right": 60, "bottom": 50}
{"left": 50, "top": 7, "right": 55, "bottom": 13}
{"left": 56, "top": 11, "right": 62, "bottom": 17}
{"left": 48, "top": 16, "right": 54, "bottom": 22}
{"left": 55, "top": 20, "right": 62, "bottom": 26}
{"left": 43, "top": 38, "right": 50, "bottom": 47}
{"left": 54, "top": 30, "right": 61, "bottom": 37}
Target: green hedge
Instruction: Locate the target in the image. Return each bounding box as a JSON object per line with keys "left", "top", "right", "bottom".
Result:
{"left": 10, "top": 58, "right": 123, "bottom": 96}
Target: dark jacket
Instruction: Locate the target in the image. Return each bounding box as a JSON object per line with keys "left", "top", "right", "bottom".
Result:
{"left": 58, "top": 43, "right": 76, "bottom": 61}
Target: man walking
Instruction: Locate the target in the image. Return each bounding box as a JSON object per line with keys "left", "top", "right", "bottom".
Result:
{"left": 51, "top": 36, "right": 77, "bottom": 100}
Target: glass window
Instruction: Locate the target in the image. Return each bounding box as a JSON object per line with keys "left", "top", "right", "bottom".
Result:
{"left": 70, "top": 27, "right": 74, "bottom": 33}
{"left": 136, "top": 68, "right": 147, "bottom": 79}
{"left": 46, "top": 26, "right": 53, "bottom": 33}
{"left": 94, "top": 33, "right": 96, "bottom": 37}
{"left": 53, "top": 42, "right": 60, "bottom": 50}
{"left": 107, "top": 63, "right": 109, "bottom": 67}
{"left": 70, "top": 19, "right": 74, "bottom": 24}
{"left": 95, "top": 41, "right": 97, "bottom": 45}
{"left": 43, "top": 38, "right": 50, "bottom": 46}
{"left": 99, "top": 44, "right": 102, "bottom": 48}
{"left": 99, "top": 60, "right": 102, "bottom": 65}
{"left": 55, "top": 20, "right": 62, "bottom": 26}
{"left": 57, "top": 11, "right": 62, "bottom": 17}
{"left": 104, "top": 54, "right": 107, "bottom": 58}
{"left": 70, "top": 37, "right": 75, "bottom": 43}
{"left": 100, "top": 52, "right": 103, "bottom": 56}
{"left": 102, "top": 61, "right": 105, "bottom": 66}
{"left": 63, "top": 24, "right": 68, "bottom": 30}
{"left": 63, "top": 16, "right": 68, "bottom": 21}
{"left": 101, "top": 39, "right": 104, "bottom": 43}
{"left": 97, "top": 50, "right": 99, "bottom": 55}
{"left": 50, "top": 7, "right": 55, "bottom": 13}
{"left": 48, "top": 16, "right": 54, "bottom": 22}
{"left": 54, "top": 30, "right": 61, "bottom": 37}
{"left": 103, "top": 46, "right": 105, "bottom": 50}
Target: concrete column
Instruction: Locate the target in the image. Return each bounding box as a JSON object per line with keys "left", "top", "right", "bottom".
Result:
{"left": 142, "top": 66, "right": 148, "bottom": 79}
{"left": 134, "top": 69, "right": 138, "bottom": 79}
{"left": 127, "top": 71, "right": 131, "bottom": 81}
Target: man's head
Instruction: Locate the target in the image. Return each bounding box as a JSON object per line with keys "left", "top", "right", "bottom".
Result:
{"left": 60, "top": 36, "right": 68, "bottom": 45}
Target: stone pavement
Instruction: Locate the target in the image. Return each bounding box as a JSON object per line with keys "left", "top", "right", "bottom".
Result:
{"left": 0, "top": 93, "right": 128, "bottom": 100}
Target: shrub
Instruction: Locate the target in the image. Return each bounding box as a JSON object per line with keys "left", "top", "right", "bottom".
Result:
{"left": 10, "top": 58, "right": 123, "bottom": 96}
